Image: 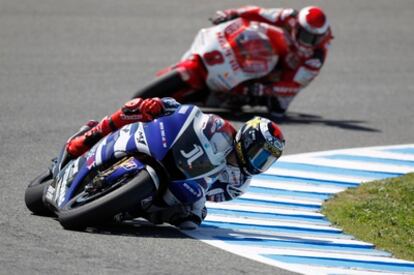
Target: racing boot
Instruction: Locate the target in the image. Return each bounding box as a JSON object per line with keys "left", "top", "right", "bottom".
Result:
{"left": 56, "top": 120, "right": 99, "bottom": 171}
{"left": 164, "top": 192, "right": 207, "bottom": 230}
{"left": 65, "top": 117, "right": 113, "bottom": 157}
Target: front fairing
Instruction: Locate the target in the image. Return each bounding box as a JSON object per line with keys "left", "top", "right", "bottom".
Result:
{"left": 185, "top": 18, "right": 278, "bottom": 91}
{"left": 45, "top": 156, "right": 87, "bottom": 209}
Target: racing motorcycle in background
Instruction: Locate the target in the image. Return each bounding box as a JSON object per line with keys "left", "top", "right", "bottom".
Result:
{"left": 25, "top": 105, "right": 222, "bottom": 230}
{"left": 132, "top": 18, "right": 288, "bottom": 109}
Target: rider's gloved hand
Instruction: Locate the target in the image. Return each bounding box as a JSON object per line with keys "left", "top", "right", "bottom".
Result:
{"left": 209, "top": 10, "right": 238, "bottom": 25}
{"left": 123, "top": 97, "right": 165, "bottom": 121}
{"left": 140, "top": 97, "right": 165, "bottom": 120}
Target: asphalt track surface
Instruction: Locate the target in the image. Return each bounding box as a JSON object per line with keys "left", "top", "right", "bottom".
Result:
{"left": 1, "top": 1, "right": 413, "bottom": 274}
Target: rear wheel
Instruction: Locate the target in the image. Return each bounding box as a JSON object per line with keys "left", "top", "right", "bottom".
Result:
{"left": 24, "top": 169, "right": 54, "bottom": 216}
{"left": 132, "top": 70, "right": 187, "bottom": 99}
{"left": 58, "top": 169, "right": 157, "bottom": 230}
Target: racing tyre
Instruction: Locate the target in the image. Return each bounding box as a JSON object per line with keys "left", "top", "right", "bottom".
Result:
{"left": 24, "top": 169, "right": 54, "bottom": 216}
{"left": 58, "top": 169, "right": 157, "bottom": 230}
{"left": 132, "top": 70, "right": 187, "bottom": 99}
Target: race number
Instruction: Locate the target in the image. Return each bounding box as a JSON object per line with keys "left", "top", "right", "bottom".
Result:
{"left": 203, "top": 50, "right": 225, "bottom": 66}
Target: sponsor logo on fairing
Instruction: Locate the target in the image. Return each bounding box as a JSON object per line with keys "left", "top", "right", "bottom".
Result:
{"left": 86, "top": 155, "right": 95, "bottom": 169}
{"left": 272, "top": 86, "right": 299, "bottom": 96}
{"left": 123, "top": 159, "right": 138, "bottom": 170}
{"left": 216, "top": 32, "right": 240, "bottom": 72}
{"left": 224, "top": 19, "right": 243, "bottom": 36}
{"left": 45, "top": 185, "right": 55, "bottom": 201}
{"left": 136, "top": 130, "right": 146, "bottom": 145}
{"left": 159, "top": 122, "right": 167, "bottom": 148}
{"left": 183, "top": 182, "right": 203, "bottom": 197}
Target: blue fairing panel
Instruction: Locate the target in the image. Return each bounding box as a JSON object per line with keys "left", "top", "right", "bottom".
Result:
{"left": 144, "top": 105, "right": 194, "bottom": 160}
{"left": 61, "top": 105, "right": 195, "bottom": 205}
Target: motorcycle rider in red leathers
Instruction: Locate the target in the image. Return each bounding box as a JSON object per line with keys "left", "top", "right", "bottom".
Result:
{"left": 139, "top": 6, "right": 333, "bottom": 118}
{"left": 209, "top": 5, "right": 333, "bottom": 117}
{"left": 65, "top": 97, "right": 285, "bottom": 229}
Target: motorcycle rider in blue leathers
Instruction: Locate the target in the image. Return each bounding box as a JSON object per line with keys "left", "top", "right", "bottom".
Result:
{"left": 65, "top": 97, "right": 285, "bottom": 229}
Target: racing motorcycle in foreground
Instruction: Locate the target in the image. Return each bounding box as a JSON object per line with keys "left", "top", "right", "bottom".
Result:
{"left": 132, "top": 18, "right": 288, "bottom": 110}
{"left": 25, "top": 105, "right": 220, "bottom": 230}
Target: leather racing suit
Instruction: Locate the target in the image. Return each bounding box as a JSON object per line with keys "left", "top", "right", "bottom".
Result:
{"left": 210, "top": 6, "right": 332, "bottom": 116}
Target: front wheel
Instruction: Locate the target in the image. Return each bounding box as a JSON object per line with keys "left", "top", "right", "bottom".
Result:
{"left": 58, "top": 169, "right": 157, "bottom": 230}
{"left": 24, "top": 169, "right": 54, "bottom": 216}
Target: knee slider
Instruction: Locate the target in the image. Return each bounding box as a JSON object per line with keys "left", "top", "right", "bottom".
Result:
{"left": 168, "top": 180, "right": 204, "bottom": 205}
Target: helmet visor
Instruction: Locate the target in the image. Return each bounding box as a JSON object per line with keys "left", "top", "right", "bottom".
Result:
{"left": 246, "top": 143, "right": 278, "bottom": 173}
{"left": 296, "top": 27, "right": 324, "bottom": 47}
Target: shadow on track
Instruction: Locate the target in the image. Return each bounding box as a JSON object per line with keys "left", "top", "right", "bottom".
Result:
{"left": 28, "top": 213, "right": 190, "bottom": 238}
{"left": 82, "top": 220, "right": 190, "bottom": 239}
{"left": 201, "top": 107, "right": 381, "bottom": 133}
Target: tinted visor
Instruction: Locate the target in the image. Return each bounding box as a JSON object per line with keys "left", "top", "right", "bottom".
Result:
{"left": 296, "top": 27, "right": 324, "bottom": 47}
{"left": 246, "top": 143, "right": 278, "bottom": 174}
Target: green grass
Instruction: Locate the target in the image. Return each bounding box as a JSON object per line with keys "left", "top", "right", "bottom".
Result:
{"left": 322, "top": 173, "right": 414, "bottom": 261}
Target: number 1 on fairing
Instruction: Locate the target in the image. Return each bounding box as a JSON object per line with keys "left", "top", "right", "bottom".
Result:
{"left": 180, "top": 145, "right": 204, "bottom": 166}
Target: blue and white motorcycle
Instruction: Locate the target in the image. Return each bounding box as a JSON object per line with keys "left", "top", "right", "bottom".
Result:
{"left": 25, "top": 105, "right": 223, "bottom": 230}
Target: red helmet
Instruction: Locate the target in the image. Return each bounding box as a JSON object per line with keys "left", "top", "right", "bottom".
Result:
{"left": 235, "top": 117, "right": 285, "bottom": 175}
{"left": 295, "top": 6, "right": 330, "bottom": 48}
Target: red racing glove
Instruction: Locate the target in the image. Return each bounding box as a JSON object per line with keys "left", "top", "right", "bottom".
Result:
{"left": 122, "top": 97, "right": 165, "bottom": 121}
{"left": 139, "top": 98, "right": 165, "bottom": 121}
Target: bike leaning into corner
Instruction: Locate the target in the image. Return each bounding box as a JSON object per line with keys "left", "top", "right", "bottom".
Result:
{"left": 25, "top": 98, "right": 285, "bottom": 230}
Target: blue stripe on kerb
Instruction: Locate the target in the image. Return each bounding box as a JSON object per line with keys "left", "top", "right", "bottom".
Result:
{"left": 384, "top": 147, "right": 414, "bottom": 155}
{"left": 216, "top": 236, "right": 380, "bottom": 253}
{"left": 238, "top": 197, "right": 320, "bottom": 210}
{"left": 323, "top": 154, "right": 414, "bottom": 166}
{"left": 202, "top": 221, "right": 342, "bottom": 235}
{"left": 208, "top": 208, "right": 329, "bottom": 224}
{"left": 248, "top": 186, "right": 330, "bottom": 200}
{"left": 263, "top": 254, "right": 414, "bottom": 273}
{"left": 273, "top": 162, "right": 403, "bottom": 179}
{"left": 257, "top": 173, "right": 360, "bottom": 187}
{"left": 186, "top": 146, "right": 414, "bottom": 273}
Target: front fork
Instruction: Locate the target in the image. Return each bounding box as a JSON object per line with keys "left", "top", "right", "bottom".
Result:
{"left": 46, "top": 156, "right": 160, "bottom": 212}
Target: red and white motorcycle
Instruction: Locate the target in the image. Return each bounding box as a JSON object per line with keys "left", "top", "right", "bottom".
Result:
{"left": 133, "top": 18, "right": 289, "bottom": 109}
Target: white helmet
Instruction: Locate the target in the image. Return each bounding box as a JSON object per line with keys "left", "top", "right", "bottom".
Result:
{"left": 295, "top": 6, "right": 330, "bottom": 48}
